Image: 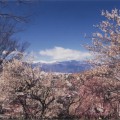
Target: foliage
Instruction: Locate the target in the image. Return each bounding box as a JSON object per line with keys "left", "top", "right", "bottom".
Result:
{"left": 0, "top": 9, "right": 120, "bottom": 120}
{"left": 83, "top": 8, "right": 120, "bottom": 119}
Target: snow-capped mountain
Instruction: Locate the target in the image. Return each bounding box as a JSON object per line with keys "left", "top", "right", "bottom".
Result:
{"left": 33, "top": 60, "right": 92, "bottom": 73}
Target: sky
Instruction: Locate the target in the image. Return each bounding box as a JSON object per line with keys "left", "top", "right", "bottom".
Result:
{"left": 11, "top": 0, "right": 120, "bottom": 63}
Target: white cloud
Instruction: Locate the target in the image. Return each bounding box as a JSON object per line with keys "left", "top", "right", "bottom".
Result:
{"left": 39, "top": 46, "right": 91, "bottom": 62}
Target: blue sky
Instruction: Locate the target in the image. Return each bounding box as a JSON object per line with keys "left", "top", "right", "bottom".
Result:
{"left": 14, "top": 0, "right": 120, "bottom": 63}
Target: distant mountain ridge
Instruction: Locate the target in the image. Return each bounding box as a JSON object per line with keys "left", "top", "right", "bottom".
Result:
{"left": 33, "top": 60, "right": 92, "bottom": 73}
{"left": 5, "top": 51, "right": 92, "bottom": 73}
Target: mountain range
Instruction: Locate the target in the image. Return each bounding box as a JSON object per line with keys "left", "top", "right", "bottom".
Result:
{"left": 33, "top": 60, "right": 92, "bottom": 73}
{"left": 5, "top": 52, "right": 92, "bottom": 73}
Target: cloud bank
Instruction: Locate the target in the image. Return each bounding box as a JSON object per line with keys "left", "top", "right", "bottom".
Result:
{"left": 39, "top": 46, "right": 91, "bottom": 62}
